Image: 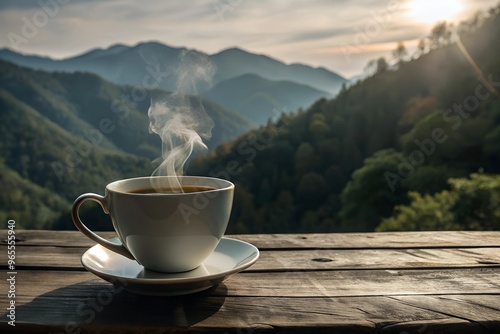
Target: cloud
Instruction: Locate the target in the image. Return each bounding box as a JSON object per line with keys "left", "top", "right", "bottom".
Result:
{"left": 0, "top": 0, "right": 497, "bottom": 78}
{"left": 283, "top": 27, "right": 353, "bottom": 43}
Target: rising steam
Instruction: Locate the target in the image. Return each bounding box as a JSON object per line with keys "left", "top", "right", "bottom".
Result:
{"left": 148, "top": 50, "right": 215, "bottom": 191}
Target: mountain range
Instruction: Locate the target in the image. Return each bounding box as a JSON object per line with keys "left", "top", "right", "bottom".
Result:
{"left": 0, "top": 60, "right": 254, "bottom": 229}
{"left": 0, "top": 42, "right": 345, "bottom": 124}
{"left": 204, "top": 73, "right": 331, "bottom": 125}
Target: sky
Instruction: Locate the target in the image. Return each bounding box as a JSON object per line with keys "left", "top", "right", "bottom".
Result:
{"left": 0, "top": 0, "right": 498, "bottom": 78}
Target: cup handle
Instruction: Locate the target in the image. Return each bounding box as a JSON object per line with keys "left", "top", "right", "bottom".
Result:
{"left": 71, "top": 193, "right": 135, "bottom": 260}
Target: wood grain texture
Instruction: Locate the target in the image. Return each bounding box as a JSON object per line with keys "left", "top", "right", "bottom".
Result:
{"left": 2, "top": 268, "right": 499, "bottom": 299}
{"left": 1, "top": 230, "right": 499, "bottom": 333}
{"left": 2, "top": 230, "right": 500, "bottom": 249}
{"left": 0, "top": 272, "right": 497, "bottom": 334}
{"left": 4, "top": 245, "right": 500, "bottom": 271}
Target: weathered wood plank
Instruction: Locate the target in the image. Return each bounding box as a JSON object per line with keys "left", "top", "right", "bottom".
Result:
{"left": 222, "top": 268, "right": 500, "bottom": 297}
{"left": 2, "top": 268, "right": 499, "bottom": 299}
{"left": 238, "top": 231, "right": 500, "bottom": 250}
{"left": 389, "top": 295, "right": 500, "bottom": 332}
{"left": 2, "top": 230, "right": 500, "bottom": 249}
{"left": 379, "top": 319, "right": 492, "bottom": 334}
{"left": 1, "top": 275, "right": 497, "bottom": 334}
{"left": 1, "top": 230, "right": 499, "bottom": 333}
{"left": 1, "top": 291, "right": 497, "bottom": 333}
{"left": 5, "top": 245, "right": 500, "bottom": 271}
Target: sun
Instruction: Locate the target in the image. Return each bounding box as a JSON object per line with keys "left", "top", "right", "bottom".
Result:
{"left": 408, "top": 0, "right": 463, "bottom": 23}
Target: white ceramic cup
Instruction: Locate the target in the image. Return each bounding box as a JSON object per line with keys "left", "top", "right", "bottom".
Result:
{"left": 71, "top": 176, "right": 234, "bottom": 272}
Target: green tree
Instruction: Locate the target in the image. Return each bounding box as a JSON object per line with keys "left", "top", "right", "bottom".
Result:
{"left": 258, "top": 178, "right": 273, "bottom": 205}
{"left": 228, "top": 186, "right": 256, "bottom": 233}
{"left": 416, "top": 39, "right": 427, "bottom": 57}
{"left": 392, "top": 42, "right": 408, "bottom": 64}
{"left": 376, "top": 57, "right": 388, "bottom": 73}
{"left": 429, "top": 21, "right": 452, "bottom": 49}
{"left": 377, "top": 173, "right": 500, "bottom": 231}
{"left": 294, "top": 142, "right": 316, "bottom": 176}
{"left": 451, "top": 173, "right": 500, "bottom": 230}
{"left": 309, "top": 113, "right": 331, "bottom": 142}
{"left": 339, "top": 149, "right": 408, "bottom": 231}
{"left": 363, "top": 59, "right": 377, "bottom": 77}
{"left": 269, "top": 191, "right": 295, "bottom": 232}
{"left": 376, "top": 191, "right": 459, "bottom": 231}
{"left": 296, "top": 172, "right": 328, "bottom": 205}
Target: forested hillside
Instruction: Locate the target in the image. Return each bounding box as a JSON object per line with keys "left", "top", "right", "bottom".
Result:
{"left": 0, "top": 43, "right": 345, "bottom": 124}
{"left": 0, "top": 87, "right": 151, "bottom": 228}
{"left": 204, "top": 73, "right": 331, "bottom": 124}
{"left": 189, "top": 8, "right": 500, "bottom": 233}
{"left": 0, "top": 61, "right": 254, "bottom": 228}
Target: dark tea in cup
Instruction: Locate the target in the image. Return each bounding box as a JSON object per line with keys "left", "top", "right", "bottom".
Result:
{"left": 127, "top": 185, "right": 216, "bottom": 194}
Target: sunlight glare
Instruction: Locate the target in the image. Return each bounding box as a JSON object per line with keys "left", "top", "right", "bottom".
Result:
{"left": 408, "top": 0, "right": 463, "bottom": 23}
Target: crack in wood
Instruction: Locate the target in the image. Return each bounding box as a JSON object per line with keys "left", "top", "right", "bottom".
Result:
{"left": 386, "top": 296, "right": 491, "bottom": 332}
{"left": 439, "top": 295, "right": 500, "bottom": 313}
{"left": 477, "top": 260, "right": 500, "bottom": 265}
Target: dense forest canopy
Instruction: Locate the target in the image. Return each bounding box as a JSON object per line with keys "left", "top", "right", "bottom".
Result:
{"left": 189, "top": 6, "right": 500, "bottom": 233}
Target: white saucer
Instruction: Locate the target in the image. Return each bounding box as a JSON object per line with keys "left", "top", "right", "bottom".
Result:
{"left": 81, "top": 237, "right": 259, "bottom": 296}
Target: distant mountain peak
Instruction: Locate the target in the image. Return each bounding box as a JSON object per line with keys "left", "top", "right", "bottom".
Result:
{"left": 214, "top": 46, "right": 282, "bottom": 62}
{"left": 132, "top": 40, "right": 184, "bottom": 51}
{"left": 0, "top": 41, "right": 347, "bottom": 94}
{"left": 107, "top": 43, "right": 129, "bottom": 51}
{"left": 0, "top": 47, "right": 15, "bottom": 54}
{"left": 0, "top": 47, "right": 55, "bottom": 60}
{"left": 71, "top": 43, "right": 131, "bottom": 60}
{"left": 215, "top": 46, "right": 249, "bottom": 54}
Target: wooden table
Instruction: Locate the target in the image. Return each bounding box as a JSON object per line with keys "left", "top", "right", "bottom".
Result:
{"left": 1, "top": 230, "right": 500, "bottom": 333}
